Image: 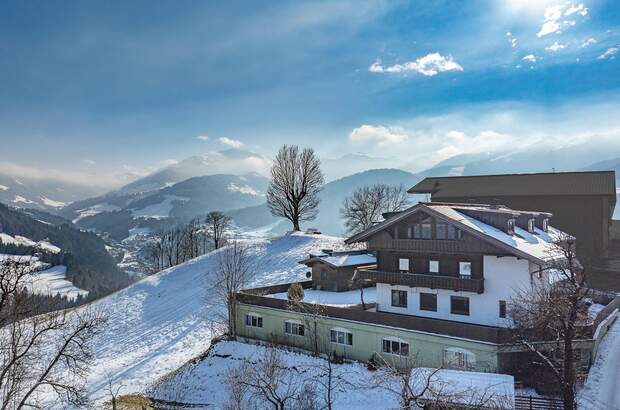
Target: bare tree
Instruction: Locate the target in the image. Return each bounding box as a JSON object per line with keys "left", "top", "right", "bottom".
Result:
{"left": 341, "top": 184, "right": 409, "bottom": 235}
{"left": 226, "top": 347, "right": 303, "bottom": 410}
{"left": 205, "top": 211, "right": 232, "bottom": 250}
{"left": 1, "top": 258, "right": 107, "bottom": 408}
{"left": 509, "top": 232, "right": 588, "bottom": 410}
{"left": 210, "top": 241, "right": 254, "bottom": 340}
{"left": 267, "top": 145, "right": 324, "bottom": 231}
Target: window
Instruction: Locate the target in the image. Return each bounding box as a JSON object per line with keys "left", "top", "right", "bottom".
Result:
{"left": 413, "top": 225, "right": 421, "bottom": 239}
{"left": 447, "top": 225, "right": 458, "bottom": 240}
{"left": 284, "top": 320, "right": 305, "bottom": 336}
{"left": 443, "top": 348, "right": 476, "bottom": 370}
{"left": 450, "top": 296, "right": 470, "bottom": 315}
{"left": 407, "top": 226, "right": 412, "bottom": 239}
{"left": 459, "top": 262, "right": 472, "bottom": 278}
{"left": 245, "top": 313, "right": 263, "bottom": 328}
{"left": 542, "top": 218, "right": 549, "bottom": 232}
{"left": 382, "top": 338, "right": 409, "bottom": 356}
{"left": 528, "top": 218, "right": 535, "bottom": 233}
{"left": 499, "top": 300, "right": 507, "bottom": 318}
{"left": 422, "top": 223, "right": 432, "bottom": 239}
{"left": 398, "top": 258, "right": 410, "bottom": 272}
{"left": 436, "top": 223, "right": 447, "bottom": 239}
{"left": 330, "top": 328, "right": 353, "bottom": 346}
{"left": 507, "top": 219, "right": 515, "bottom": 234}
{"left": 320, "top": 269, "right": 327, "bottom": 280}
{"left": 429, "top": 260, "right": 439, "bottom": 274}
{"left": 419, "top": 293, "right": 437, "bottom": 311}
{"left": 391, "top": 289, "right": 407, "bottom": 307}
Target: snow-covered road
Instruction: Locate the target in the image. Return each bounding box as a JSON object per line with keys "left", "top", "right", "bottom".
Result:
{"left": 579, "top": 312, "right": 620, "bottom": 410}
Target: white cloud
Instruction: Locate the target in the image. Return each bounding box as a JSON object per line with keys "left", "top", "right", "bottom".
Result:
{"left": 537, "top": 3, "right": 587, "bottom": 37}
{"left": 581, "top": 37, "right": 596, "bottom": 47}
{"left": 598, "top": 47, "right": 618, "bottom": 60}
{"left": 161, "top": 159, "right": 178, "bottom": 166}
{"left": 218, "top": 137, "right": 245, "bottom": 148}
{"left": 369, "top": 53, "right": 463, "bottom": 76}
{"left": 348, "top": 125, "right": 409, "bottom": 144}
{"left": 545, "top": 41, "right": 567, "bottom": 52}
{"left": 196, "top": 135, "right": 209, "bottom": 141}
{"left": 506, "top": 32, "right": 518, "bottom": 48}
{"left": 81, "top": 159, "right": 96, "bottom": 166}
{"left": 523, "top": 54, "right": 537, "bottom": 62}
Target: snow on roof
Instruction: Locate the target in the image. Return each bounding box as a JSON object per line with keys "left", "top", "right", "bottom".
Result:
{"left": 411, "top": 368, "right": 515, "bottom": 409}
{"left": 268, "top": 287, "right": 376, "bottom": 306}
{"left": 430, "top": 205, "right": 564, "bottom": 262}
{"left": 318, "top": 253, "right": 376, "bottom": 268}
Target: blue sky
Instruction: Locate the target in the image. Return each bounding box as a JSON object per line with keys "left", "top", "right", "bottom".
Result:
{"left": 1, "top": 0, "right": 619, "bottom": 188}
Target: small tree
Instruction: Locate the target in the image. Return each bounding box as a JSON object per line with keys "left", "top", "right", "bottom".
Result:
{"left": 341, "top": 184, "right": 409, "bottom": 235}
{"left": 287, "top": 283, "right": 305, "bottom": 303}
{"left": 509, "top": 232, "right": 588, "bottom": 410}
{"left": 205, "top": 211, "right": 232, "bottom": 250}
{"left": 210, "top": 241, "right": 254, "bottom": 340}
{"left": 267, "top": 145, "right": 324, "bottom": 231}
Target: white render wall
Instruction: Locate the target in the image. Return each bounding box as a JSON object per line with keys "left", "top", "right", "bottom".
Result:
{"left": 376, "top": 255, "right": 534, "bottom": 327}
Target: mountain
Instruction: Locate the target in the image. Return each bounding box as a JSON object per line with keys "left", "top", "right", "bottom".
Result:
{"left": 0, "top": 173, "right": 102, "bottom": 212}
{"left": 0, "top": 203, "right": 131, "bottom": 296}
{"left": 62, "top": 173, "right": 270, "bottom": 240}
{"left": 582, "top": 157, "right": 620, "bottom": 219}
{"left": 321, "top": 153, "right": 398, "bottom": 182}
{"left": 34, "top": 232, "right": 344, "bottom": 407}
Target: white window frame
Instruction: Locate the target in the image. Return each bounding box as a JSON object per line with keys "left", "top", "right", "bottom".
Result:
{"left": 443, "top": 347, "right": 476, "bottom": 370}
{"left": 528, "top": 218, "right": 535, "bottom": 233}
{"left": 429, "top": 260, "right": 439, "bottom": 273}
{"left": 330, "top": 327, "right": 353, "bottom": 346}
{"left": 507, "top": 218, "right": 515, "bottom": 234}
{"left": 459, "top": 261, "right": 472, "bottom": 277}
{"left": 381, "top": 336, "right": 410, "bottom": 356}
{"left": 245, "top": 313, "right": 263, "bottom": 328}
{"left": 543, "top": 218, "right": 549, "bottom": 232}
{"left": 284, "top": 320, "right": 305, "bottom": 337}
{"left": 398, "top": 258, "right": 409, "bottom": 272}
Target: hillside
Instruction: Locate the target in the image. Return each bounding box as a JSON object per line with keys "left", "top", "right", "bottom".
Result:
{"left": 41, "top": 232, "right": 344, "bottom": 406}
{"left": 0, "top": 203, "right": 131, "bottom": 296}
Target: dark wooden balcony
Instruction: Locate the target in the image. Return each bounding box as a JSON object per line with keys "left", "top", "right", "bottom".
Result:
{"left": 356, "top": 269, "right": 485, "bottom": 294}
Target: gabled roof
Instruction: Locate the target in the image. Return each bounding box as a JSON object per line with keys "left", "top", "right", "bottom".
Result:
{"left": 299, "top": 252, "right": 377, "bottom": 269}
{"left": 345, "top": 202, "right": 568, "bottom": 265}
{"left": 408, "top": 171, "right": 616, "bottom": 202}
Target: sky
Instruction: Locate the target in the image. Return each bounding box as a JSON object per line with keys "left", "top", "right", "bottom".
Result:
{"left": 1, "top": 0, "right": 620, "bottom": 190}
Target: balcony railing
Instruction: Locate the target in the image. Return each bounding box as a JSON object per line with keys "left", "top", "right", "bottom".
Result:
{"left": 356, "top": 269, "right": 485, "bottom": 294}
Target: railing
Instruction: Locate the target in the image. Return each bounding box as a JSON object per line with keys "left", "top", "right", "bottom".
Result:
{"left": 356, "top": 269, "right": 485, "bottom": 294}
{"left": 514, "top": 395, "right": 563, "bottom": 409}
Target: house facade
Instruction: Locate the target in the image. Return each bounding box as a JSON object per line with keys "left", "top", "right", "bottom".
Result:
{"left": 235, "top": 202, "right": 606, "bottom": 375}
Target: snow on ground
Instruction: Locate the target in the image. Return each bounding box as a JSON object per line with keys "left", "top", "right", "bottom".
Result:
{"left": 73, "top": 203, "right": 122, "bottom": 223}
{"left": 40, "top": 196, "right": 66, "bottom": 208}
{"left": 30, "top": 265, "right": 89, "bottom": 300}
{"left": 0, "top": 233, "right": 61, "bottom": 253}
{"left": 269, "top": 287, "right": 376, "bottom": 306}
{"left": 578, "top": 312, "right": 620, "bottom": 410}
{"left": 152, "top": 341, "right": 513, "bottom": 409}
{"left": 131, "top": 195, "right": 189, "bottom": 219}
{"left": 0, "top": 184, "right": 8, "bottom": 190}
{"left": 42, "top": 232, "right": 346, "bottom": 407}
{"left": 12, "top": 195, "right": 37, "bottom": 205}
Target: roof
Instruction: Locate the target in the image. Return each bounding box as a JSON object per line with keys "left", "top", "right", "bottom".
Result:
{"left": 408, "top": 171, "right": 616, "bottom": 200}
{"left": 345, "top": 202, "right": 568, "bottom": 265}
{"left": 299, "top": 252, "right": 377, "bottom": 269}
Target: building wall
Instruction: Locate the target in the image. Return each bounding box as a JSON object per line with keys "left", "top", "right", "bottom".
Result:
{"left": 377, "top": 250, "right": 484, "bottom": 279}
{"left": 311, "top": 262, "right": 356, "bottom": 291}
{"left": 236, "top": 303, "right": 499, "bottom": 371}
{"left": 375, "top": 256, "right": 532, "bottom": 327}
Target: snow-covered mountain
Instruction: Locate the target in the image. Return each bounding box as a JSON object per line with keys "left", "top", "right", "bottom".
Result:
{"left": 40, "top": 232, "right": 344, "bottom": 407}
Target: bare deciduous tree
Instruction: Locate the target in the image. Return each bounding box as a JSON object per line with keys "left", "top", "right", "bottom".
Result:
{"left": 210, "top": 241, "right": 254, "bottom": 340}
{"left": 509, "top": 232, "right": 589, "bottom": 410}
{"left": 341, "top": 184, "right": 409, "bottom": 235}
{"left": 1, "top": 258, "right": 107, "bottom": 408}
{"left": 267, "top": 145, "right": 324, "bottom": 231}
{"left": 205, "top": 211, "right": 232, "bottom": 250}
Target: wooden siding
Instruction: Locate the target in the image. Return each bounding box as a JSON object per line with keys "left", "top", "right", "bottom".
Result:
{"left": 356, "top": 269, "right": 485, "bottom": 293}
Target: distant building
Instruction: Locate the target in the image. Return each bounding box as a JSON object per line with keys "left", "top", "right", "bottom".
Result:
{"left": 408, "top": 171, "right": 616, "bottom": 265}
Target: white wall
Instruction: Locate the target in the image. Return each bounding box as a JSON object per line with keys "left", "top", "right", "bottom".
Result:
{"left": 376, "top": 256, "right": 533, "bottom": 327}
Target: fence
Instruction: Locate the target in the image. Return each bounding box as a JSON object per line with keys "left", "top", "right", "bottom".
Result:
{"left": 514, "top": 395, "right": 563, "bottom": 410}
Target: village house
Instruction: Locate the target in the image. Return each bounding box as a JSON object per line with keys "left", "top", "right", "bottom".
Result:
{"left": 234, "top": 201, "right": 618, "bottom": 377}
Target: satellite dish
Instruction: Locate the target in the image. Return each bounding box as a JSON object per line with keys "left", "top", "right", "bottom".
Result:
{"left": 305, "top": 271, "right": 312, "bottom": 279}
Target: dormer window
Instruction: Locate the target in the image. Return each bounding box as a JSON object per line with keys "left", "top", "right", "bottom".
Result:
{"left": 527, "top": 218, "right": 535, "bottom": 233}
{"left": 507, "top": 219, "right": 515, "bottom": 234}
{"left": 542, "top": 218, "right": 549, "bottom": 232}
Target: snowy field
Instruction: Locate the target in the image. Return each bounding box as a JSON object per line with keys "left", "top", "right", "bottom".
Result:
{"left": 578, "top": 311, "right": 620, "bottom": 410}
{"left": 37, "top": 232, "right": 346, "bottom": 407}
{"left": 151, "top": 341, "right": 513, "bottom": 409}
{"left": 31, "top": 265, "right": 89, "bottom": 300}
{"left": 269, "top": 287, "right": 377, "bottom": 306}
